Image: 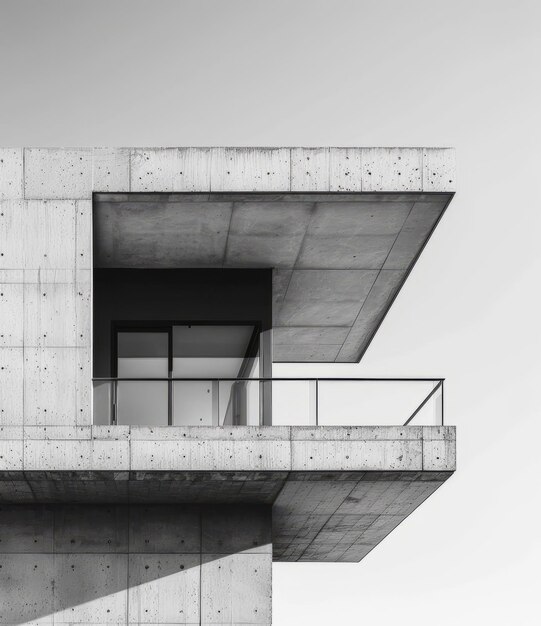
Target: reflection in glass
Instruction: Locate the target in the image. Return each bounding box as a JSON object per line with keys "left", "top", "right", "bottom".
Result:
{"left": 172, "top": 325, "right": 257, "bottom": 425}
{"left": 116, "top": 331, "right": 169, "bottom": 426}
{"left": 111, "top": 326, "right": 261, "bottom": 427}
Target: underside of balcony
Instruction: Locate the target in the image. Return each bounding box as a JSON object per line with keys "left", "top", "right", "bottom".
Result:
{"left": 0, "top": 425, "right": 455, "bottom": 563}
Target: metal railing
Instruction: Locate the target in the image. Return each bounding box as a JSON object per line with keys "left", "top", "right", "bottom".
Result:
{"left": 92, "top": 377, "right": 444, "bottom": 427}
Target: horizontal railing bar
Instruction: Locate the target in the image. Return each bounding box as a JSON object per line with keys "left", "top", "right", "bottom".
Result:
{"left": 93, "top": 377, "right": 445, "bottom": 383}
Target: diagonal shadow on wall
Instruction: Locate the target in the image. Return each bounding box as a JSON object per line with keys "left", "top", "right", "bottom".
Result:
{"left": 0, "top": 502, "right": 272, "bottom": 624}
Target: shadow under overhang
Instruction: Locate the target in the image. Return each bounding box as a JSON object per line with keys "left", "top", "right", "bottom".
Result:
{"left": 93, "top": 191, "right": 454, "bottom": 363}
{"left": 0, "top": 469, "right": 453, "bottom": 563}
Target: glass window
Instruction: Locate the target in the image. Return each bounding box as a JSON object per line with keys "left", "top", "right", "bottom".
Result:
{"left": 116, "top": 331, "right": 169, "bottom": 426}
{"left": 111, "top": 325, "right": 260, "bottom": 427}
{"left": 172, "top": 325, "right": 257, "bottom": 426}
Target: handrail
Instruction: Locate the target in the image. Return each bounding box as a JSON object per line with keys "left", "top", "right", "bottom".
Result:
{"left": 93, "top": 377, "right": 445, "bottom": 382}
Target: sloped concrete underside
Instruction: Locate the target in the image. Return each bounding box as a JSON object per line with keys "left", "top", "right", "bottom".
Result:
{"left": 93, "top": 192, "right": 453, "bottom": 362}
{"left": 0, "top": 470, "right": 450, "bottom": 564}
{"left": 0, "top": 426, "right": 455, "bottom": 563}
{"left": 273, "top": 470, "right": 450, "bottom": 562}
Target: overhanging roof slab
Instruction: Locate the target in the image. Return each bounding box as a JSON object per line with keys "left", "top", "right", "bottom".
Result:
{"left": 94, "top": 190, "right": 453, "bottom": 362}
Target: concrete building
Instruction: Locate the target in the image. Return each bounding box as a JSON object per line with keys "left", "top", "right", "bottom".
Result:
{"left": 0, "top": 147, "right": 456, "bottom": 625}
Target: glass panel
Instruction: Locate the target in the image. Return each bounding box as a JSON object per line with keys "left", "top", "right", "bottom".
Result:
{"left": 93, "top": 381, "right": 113, "bottom": 425}
{"left": 270, "top": 380, "right": 316, "bottom": 426}
{"left": 172, "top": 325, "right": 257, "bottom": 426}
{"left": 219, "top": 380, "right": 237, "bottom": 425}
{"left": 245, "top": 380, "right": 261, "bottom": 426}
{"left": 218, "top": 380, "right": 260, "bottom": 426}
{"left": 117, "top": 331, "right": 169, "bottom": 426}
{"left": 118, "top": 357, "right": 168, "bottom": 378}
{"left": 173, "top": 381, "right": 215, "bottom": 426}
{"left": 118, "top": 332, "right": 169, "bottom": 364}
{"left": 117, "top": 381, "right": 169, "bottom": 426}
{"left": 317, "top": 380, "right": 436, "bottom": 426}
{"left": 172, "top": 325, "right": 256, "bottom": 375}
{"left": 171, "top": 380, "right": 261, "bottom": 426}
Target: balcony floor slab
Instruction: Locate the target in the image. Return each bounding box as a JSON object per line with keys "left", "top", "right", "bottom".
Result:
{"left": 0, "top": 426, "right": 455, "bottom": 562}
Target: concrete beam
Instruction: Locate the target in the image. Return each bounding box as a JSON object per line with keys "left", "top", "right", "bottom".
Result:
{"left": 0, "top": 425, "right": 454, "bottom": 473}
{"left": 130, "top": 426, "right": 292, "bottom": 472}
{"left": 13, "top": 147, "right": 456, "bottom": 198}
{"left": 291, "top": 426, "right": 424, "bottom": 471}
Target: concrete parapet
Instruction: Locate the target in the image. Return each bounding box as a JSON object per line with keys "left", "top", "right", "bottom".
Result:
{"left": 0, "top": 147, "right": 456, "bottom": 200}
{"left": 0, "top": 425, "right": 455, "bottom": 474}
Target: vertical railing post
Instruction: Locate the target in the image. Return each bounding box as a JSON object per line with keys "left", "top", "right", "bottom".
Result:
{"left": 441, "top": 379, "right": 444, "bottom": 426}
{"left": 316, "top": 379, "right": 319, "bottom": 426}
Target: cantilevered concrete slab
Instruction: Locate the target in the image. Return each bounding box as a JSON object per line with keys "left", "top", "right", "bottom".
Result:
{"left": 94, "top": 191, "right": 452, "bottom": 363}
{"left": 0, "top": 425, "right": 455, "bottom": 563}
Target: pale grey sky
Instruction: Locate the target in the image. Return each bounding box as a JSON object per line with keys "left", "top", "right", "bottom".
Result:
{"left": 1, "top": 1, "right": 540, "bottom": 624}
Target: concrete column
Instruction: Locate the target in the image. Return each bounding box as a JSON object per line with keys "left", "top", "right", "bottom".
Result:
{"left": 0, "top": 503, "right": 272, "bottom": 625}
{"left": 260, "top": 329, "right": 273, "bottom": 426}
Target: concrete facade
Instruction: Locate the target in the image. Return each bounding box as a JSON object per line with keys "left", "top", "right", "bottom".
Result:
{"left": 0, "top": 425, "right": 456, "bottom": 565}
{"left": 0, "top": 147, "right": 456, "bottom": 624}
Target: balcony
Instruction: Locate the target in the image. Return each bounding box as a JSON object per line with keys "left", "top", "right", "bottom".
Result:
{"left": 92, "top": 377, "right": 444, "bottom": 427}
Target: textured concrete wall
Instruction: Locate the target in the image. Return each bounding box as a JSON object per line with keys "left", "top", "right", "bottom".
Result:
{"left": 0, "top": 148, "right": 457, "bottom": 621}
{"left": 0, "top": 425, "right": 456, "bottom": 476}
{"left": 0, "top": 146, "right": 455, "bottom": 427}
{"left": 0, "top": 503, "right": 272, "bottom": 625}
